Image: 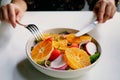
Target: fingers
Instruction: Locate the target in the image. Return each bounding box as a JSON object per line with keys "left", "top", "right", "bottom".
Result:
{"left": 110, "top": 6, "right": 116, "bottom": 18}
{"left": 103, "top": 3, "right": 116, "bottom": 23}
{"left": 0, "top": 4, "right": 16, "bottom": 27}
{"left": 98, "top": 1, "right": 106, "bottom": 23}
{"left": 0, "top": 9, "right": 2, "bottom": 20}
{"left": 93, "top": 0, "right": 116, "bottom": 23}
{"left": 1, "top": 5, "right": 9, "bottom": 22}
{"left": 103, "top": 4, "right": 112, "bottom": 23}
{"left": 7, "top": 4, "right": 16, "bottom": 28}
{"left": 0, "top": 3, "right": 22, "bottom": 28}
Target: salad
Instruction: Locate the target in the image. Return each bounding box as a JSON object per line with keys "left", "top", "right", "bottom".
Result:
{"left": 31, "top": 31, "right": 100, "bottom": 70}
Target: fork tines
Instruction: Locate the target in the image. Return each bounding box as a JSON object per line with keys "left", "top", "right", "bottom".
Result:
{"left": 26, "top": 24, "right": 44, "bottom": 41}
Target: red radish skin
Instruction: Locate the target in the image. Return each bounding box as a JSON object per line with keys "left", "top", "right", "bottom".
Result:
{"left": 85, "top": 42, "right": 97, "bottom": 55}
{"left": 52, "top": 64, "right": 68, "bottom": 70}
{"left": 50, "top": 55, "right": 67, "bottom": 70}
{"left": 79, "top": 41, "right": 89, "bottom": 48}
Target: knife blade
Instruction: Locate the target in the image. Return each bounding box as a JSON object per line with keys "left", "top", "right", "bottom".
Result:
{"left": 75, "top": 21, "right": 98, "bottom": 37}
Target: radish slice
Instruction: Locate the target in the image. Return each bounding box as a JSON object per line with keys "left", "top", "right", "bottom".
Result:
{"left": 50, "top": 54, "right": 67, "bottom": 70}
{"left": 79, "top": 41, "right": 89, "bottom": 48}
{"left": 85, "top": 42, "right": 97, "bottom": 55}
{"left": 44, "top": 60, "right": 50, "bottom": 68}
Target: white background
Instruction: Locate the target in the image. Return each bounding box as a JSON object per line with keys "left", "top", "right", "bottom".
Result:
{"left": 0, "top": 0, "right": 120, "bottom": 80}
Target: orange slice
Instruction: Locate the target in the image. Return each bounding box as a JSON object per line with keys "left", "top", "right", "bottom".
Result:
{"left": 53, "top": 39, "right": 68, "bottom": 50}
{"left": 52, "top": 34, "right": 68, "bottom": 50}
{"left": 31, "top": 38, "right": 53, "bottom": 63}
{"left": 43, "top": 33, "right": 59, "bottom": 40}
{"left": 64, "top": 48, "right": 91, "bottom": 69}
{"left": 79, "top": 35, "right": 92, "bottom": 43}
{"left": 66, "top": 34, "right": 75, "bottom": 43}
{"left": 66, "top": 34, "right": 92, "bottom": 44}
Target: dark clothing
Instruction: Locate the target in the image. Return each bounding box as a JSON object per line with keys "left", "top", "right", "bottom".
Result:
{"left": 24, "top": 0, "right": 118, "bottom": 11}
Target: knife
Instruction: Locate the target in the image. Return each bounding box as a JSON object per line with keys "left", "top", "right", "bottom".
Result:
{"left": 75, "top": 20, "right": 98, "bottom": 37}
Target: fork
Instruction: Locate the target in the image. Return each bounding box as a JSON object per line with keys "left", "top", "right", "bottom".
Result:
{"left": 17, "top": 21, "right": 44, "bottom": 41}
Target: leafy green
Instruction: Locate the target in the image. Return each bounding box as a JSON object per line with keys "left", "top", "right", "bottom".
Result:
{"left": 90, "top": 52, "right": 100, "bottom": 63}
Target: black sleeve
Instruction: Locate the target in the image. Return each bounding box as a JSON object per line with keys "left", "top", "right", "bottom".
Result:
{"left": 24, "top": 0, "right": 36, "bottom": 11}
{"left": 24, "top": 0, "right": 86, "bottom": 11}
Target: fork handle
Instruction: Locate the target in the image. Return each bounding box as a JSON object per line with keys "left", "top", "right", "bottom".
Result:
{"left": 16, "top": 20, "right": 27, "bottom": 27}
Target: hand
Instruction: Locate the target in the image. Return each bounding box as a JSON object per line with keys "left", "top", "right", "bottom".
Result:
{"left": 93, "top": 0, "right": 116, "bottom": 23}
{"left": 0, "top": 3, "right": 25, "bottom": 28}
{"left": 0, "top": 0, "right": 27, "bottom": 27}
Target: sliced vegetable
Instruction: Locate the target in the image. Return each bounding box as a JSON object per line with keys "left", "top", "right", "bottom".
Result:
{"left": 49, "top": 49, "right": 61, "bottom": 61}
{"left": 31, "top": 32, "right": 100, "bottom": 70}
{"left": 90, "top": 52, "right": 100, "bottom": 63}
{"left": 50, "top": 55, "right": 67, "bottom": 70}
{"left": 85, "top": 42, "right": 97, "bottom": 55}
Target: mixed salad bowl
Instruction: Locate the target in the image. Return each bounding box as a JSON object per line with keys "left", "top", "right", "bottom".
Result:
{"left": 26, "top": 28, "right": 101, "bottom": 78}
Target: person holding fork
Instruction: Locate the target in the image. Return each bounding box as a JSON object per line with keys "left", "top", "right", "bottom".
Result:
{"left": 0, "top": 0, "right": 117, "bottom": 28}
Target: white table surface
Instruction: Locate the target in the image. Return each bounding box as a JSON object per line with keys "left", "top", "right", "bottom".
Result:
{"left": 0, "top": 11, "right": 120, "bottom": 80}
